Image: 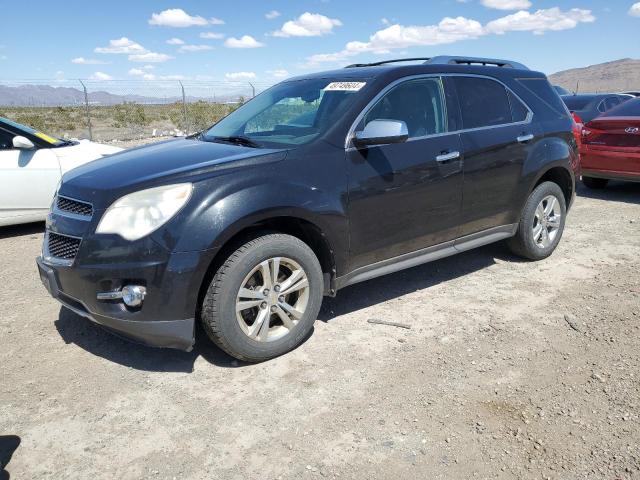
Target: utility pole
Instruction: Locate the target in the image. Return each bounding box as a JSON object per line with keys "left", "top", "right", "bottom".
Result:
{"left": 249, "top": 82, "right": 256, "bottom": 98}
{"left": 79, "top": 80, "right": 92, "bottom": 140}
{"left": 179, "top": 80, "right": 188, "bottom": 134}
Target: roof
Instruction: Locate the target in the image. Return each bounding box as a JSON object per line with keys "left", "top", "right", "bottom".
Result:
{"left": 285, "top": 58, "right": 545, "bottom": 85}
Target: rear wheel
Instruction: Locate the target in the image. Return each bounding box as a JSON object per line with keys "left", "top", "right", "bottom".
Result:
{"left": 582, "top": 176, "right": 608, "bottom": 189}
{"left": 201, "top": 233, "right": 323, "bottom": 362}
{"left": 507, "top": 181, "right": 566, "bottom": 260}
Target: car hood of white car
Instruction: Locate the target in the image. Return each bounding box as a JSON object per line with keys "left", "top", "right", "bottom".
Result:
{"left": 53, "top": 139, "right": 123, "bottom": 173}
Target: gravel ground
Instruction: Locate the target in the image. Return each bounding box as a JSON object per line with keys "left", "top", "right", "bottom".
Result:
{"left": 1, "top": 182, "right": 639, "bottom": 480}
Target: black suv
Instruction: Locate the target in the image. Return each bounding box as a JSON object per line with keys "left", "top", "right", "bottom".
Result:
{"left": 37, "top": 56, "right": 579, "bottom": 361}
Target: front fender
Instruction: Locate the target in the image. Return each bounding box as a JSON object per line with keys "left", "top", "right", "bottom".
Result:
{"left": 152, "top": 172, "right": 349, "bottom": 270}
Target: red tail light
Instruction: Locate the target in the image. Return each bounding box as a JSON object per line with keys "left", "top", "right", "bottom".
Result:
{"left": 570, "top": 113, "right": 583, "bottom": 147}
{"left": 571, "top": 112, "right": 583, "bottom": 125}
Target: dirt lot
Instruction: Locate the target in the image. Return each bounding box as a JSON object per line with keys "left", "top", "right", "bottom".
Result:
{"left": 1, "top": 182, "right": 639, "bottom": 480}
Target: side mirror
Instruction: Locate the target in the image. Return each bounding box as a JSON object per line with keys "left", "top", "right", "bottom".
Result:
{"left": 353, "top": 119, "right": 409, "bottom": 148}
{"left": 13, "top": 136, "right": 35, "bottom": 150}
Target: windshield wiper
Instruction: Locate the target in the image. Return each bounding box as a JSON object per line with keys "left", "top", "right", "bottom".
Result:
{"left": 211, "top": 135, "right": 262, "bottom": 148}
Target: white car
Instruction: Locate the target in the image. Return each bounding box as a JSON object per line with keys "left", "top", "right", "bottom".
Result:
{"left": 0, "top": 117, "right": 122, "bottom": 226}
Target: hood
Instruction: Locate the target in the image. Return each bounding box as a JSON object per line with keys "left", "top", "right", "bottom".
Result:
{"left": 54, "top": 139, "right": 123, "bottom": 173}
{"left": 60, "top": 138, "right": 286, "bottom": 204}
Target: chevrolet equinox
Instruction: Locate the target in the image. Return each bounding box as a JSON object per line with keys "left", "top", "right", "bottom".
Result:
{"left": 37, "top": 56, "right": 579, "bottom": 361}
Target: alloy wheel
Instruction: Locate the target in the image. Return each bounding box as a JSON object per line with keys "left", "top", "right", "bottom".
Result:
{"left": 235, "top": 257, "right": 310, "bottom": 342}
{"left": 532, "top": 195, "right": 562, "bottom": 249}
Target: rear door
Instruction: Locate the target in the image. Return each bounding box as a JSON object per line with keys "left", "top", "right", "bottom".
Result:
{"left": 451, "top": 76, "right": 541, "bottom": 235}
{"left": 346, "top": 76, "right": 464, "bottom": 270}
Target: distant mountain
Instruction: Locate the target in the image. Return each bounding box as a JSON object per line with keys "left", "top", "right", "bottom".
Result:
{"left": 0, "top": 84, "right": 243, "bottom": 106}
{"left": 549, "top": 58, "right": 640, "bottom": 94}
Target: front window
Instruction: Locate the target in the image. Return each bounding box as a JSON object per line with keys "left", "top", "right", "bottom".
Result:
{"left": 357, "top": 77, "right": 447, "bottom": 138}
{"left": 202, "top": 78, "right": 367, "bottom": 148}
{"left": 0, "top": 117, "right": 66, "bottom": 147}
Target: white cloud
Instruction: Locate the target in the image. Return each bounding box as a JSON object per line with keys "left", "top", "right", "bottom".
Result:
{"left": 225, "top": 71, "right": 256, "bottom": 80}
{"left": 307, "top": 8, "right": 595, "bottom": 65}
{"left": 71, "top": 57, "right": 108, "bottom": 65}
{"left": 485, "top": 8, "right": 595, "bottom": 35}
{"left": 630, "top": 2, "right": 640, "bottom": 17}
{"left": 95, "top": 37, "right": 146, "bottom": 54}
{"left": 54, "top": 71, "right": 65, "bottom": 81}
{"left": 200, "top": 32, "right": 225, "bottom": 39}
{"left": 178, "top": 44, "right": 213, "bottom": 52}
{"left": 307, "top": 17, "right": 484, "bottom": 64}
{"left": 142, "top": 65, "right": 155, "bottom": 70}
{"left": 268, "top": 69, "right": 290, "bottom": 78}
{"left": 265, "top": 10, "right": 281, "bottom": 20}
{"left": 166, "top": 37, "right": 185, "bottom": 45}
{"left": 481, "top": 0, "right": 532, "bottom": 10}
{"left": 149, "top": 8, "right": 209, "bottom": 27}
{"left": 128, "top": 52, "right": 173, "bottom": 63}
{"left": 224, "top": 35, "right": 265, "bottom": 48}
{"left": 209, "top": 17, "right": 225, "bottom": 25}
{"left": 129, "top": 69, "right": 190, "bottom": 81}
{"left": 273, "top": 12, "right": 342, "bottom": 37}
{"left": 89, "top": 71, "right": 113, "bottom": 81}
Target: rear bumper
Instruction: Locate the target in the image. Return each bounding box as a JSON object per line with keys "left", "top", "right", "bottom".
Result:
{"left": 37, "top": 255, "right": 197, "bottom": 351}
{"left": 580, "top": 146, "right": 640, "bottom": 182}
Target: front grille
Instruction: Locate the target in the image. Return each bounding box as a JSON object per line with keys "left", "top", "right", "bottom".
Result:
{"left": 56, "top": 196, "right": 93, "bottom": 217}
{"left": 47, "top": 232, "right": 81, "bottom": 260}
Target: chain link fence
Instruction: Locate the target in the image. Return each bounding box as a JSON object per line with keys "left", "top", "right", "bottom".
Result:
{"left": 0, "top": 79, "right": 274, "bottom": 144}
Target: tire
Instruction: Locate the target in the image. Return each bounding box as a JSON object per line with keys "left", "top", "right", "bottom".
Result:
{"left": 507, "top": 181, "right": 567, "bottom": 261}
{"left": 201, "top": 233, "right": 323, "bottom": 362}
{"left": 582, "top": 176, "right": 608, "bottom": 189}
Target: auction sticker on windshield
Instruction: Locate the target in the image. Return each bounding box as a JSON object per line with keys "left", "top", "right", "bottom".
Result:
{"left": 324, "top": 82, "right": 366, "bottom": 92}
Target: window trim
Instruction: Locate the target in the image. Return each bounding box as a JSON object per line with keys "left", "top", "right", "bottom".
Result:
{"left": 345, "top": 73, "right": 533, "bottom": 150}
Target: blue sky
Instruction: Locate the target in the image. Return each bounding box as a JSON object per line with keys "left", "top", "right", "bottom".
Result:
{"left": 1, "top": 0, "right": 639, "bottom": 87}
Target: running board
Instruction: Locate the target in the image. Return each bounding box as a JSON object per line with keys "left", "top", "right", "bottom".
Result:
{"left": 336, "top": 224, "right": 517, "bottom": 289}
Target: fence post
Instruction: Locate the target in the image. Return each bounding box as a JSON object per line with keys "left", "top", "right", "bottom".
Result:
{"left": 79, "top": 80, "right": 93, "bottom": 140}
{"left": 179, "top": 80, "right": 188, "bottom": 135}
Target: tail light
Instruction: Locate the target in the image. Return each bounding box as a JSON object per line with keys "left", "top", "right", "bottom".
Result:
{"left": 571, "top": 112, "right": 583, "bottom": 147}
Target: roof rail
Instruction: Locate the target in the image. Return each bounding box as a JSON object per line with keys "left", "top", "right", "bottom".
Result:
{"left": 425, "top": 56, "right": 529, "bottom": 70}
{"left": 345, "top": 58, "right": 432, "bottom": 68}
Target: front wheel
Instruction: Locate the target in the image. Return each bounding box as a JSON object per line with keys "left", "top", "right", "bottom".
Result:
{"left": 507, "top": 181, "right": 567, "bottom": 260}
{"left": 200, "top": 233, "right": 324, "bottom": 362}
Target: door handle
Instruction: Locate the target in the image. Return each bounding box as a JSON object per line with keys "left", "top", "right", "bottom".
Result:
{"left": 435, "top": 151, "right": 461, "bottom": 163}
{"left": 517, "top": 134, "right": 535, "bottom": 143}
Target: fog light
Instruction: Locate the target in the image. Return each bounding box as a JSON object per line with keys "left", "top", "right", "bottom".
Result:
{"left": 122, "top": 285, "right": 146, "bottom": 307}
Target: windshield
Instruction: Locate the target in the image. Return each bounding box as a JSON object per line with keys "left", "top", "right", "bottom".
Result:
{"left": 0, "top": 117, "right": 66, "bottom": 147}
{"left": 562, "top": 96, "right": 596, "bottom": 111}
{"left": 603, "top": 97, "right": 640, "bottom": 117}
{"left": 202, "top": 78, "right": 367, "bottom": 147}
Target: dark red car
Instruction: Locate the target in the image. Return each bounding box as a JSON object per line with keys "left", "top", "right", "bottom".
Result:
{"left": 581, "top": 97, "right": 640, "bottom": 188}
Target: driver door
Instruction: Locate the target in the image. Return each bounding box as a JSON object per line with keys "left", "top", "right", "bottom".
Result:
{"left": 0, "top": 129, "right": 61, "bottom": 224}
{"left": 346, "top": 76, "right": 464, "bottom": 270}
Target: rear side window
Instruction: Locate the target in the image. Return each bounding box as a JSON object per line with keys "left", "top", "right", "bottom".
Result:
{"left": 602, "top": 97, "right": 640, "bottom": 117}
{"left": 453, "top": 77, "right": 512, "bottom": 129}
{"left": 517, "top": 78, "right": 570, "bottom": 117}
{"left": 604, "top": 96, "right": 623, "bottom": 111}
{"left": 508, "top": 90, "right": 529, "bottom": 122}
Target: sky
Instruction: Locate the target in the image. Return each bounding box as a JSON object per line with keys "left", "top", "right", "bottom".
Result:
{"left": 1, "top": 0, "right": 639, "bottom": 91}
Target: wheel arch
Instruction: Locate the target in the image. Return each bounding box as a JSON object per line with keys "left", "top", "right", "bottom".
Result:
{"left": 195, "top": 214, "right": 339, "bottom": 321}
{"left": 530, "top": 165, "right": 574, "bottom": 208}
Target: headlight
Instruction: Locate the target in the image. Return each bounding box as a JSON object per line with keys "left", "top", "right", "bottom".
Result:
{"left": 96, "top": 183, "right": 192, "bottom": 241}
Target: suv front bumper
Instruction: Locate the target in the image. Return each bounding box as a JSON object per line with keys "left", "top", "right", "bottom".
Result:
{"left": 36, "top": 249, "right": 210, "bottom": 351}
